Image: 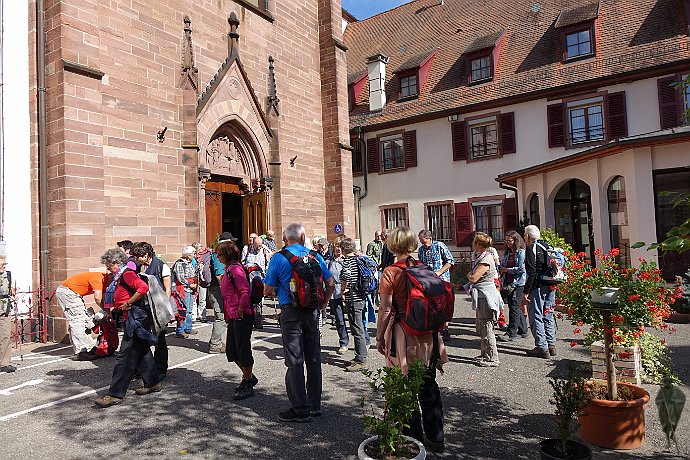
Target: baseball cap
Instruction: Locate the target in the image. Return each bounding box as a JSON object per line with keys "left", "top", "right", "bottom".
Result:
{"left": 317, "top": 237, "right": 328, "bottom": 246}
{"left": 218, "top": 232, "right": 238, "bottom": 243}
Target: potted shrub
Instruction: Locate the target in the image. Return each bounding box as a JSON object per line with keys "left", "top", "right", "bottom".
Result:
{"left": 669, "top": 270, "right": 690, "bottom": 323}
{"left": 360, "top": 360, "right": 427, "bottom": 460}
{"left": 540, "top": 373, "right": 592, "bottom": 460}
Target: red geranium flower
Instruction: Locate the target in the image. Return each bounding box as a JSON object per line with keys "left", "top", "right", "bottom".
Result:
{"left": 618, "top": 351, "right": 631, "bottom": 359}
{"left": 628, "top": 294, "right": 640, "bottom": 302}
{"left": 570, "top": 340, "right": 577, "bottom": 348}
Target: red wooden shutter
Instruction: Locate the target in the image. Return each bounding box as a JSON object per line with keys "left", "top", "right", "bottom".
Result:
{"left": 547, "top": 103, "right": 565, "bottom": 148}
{"left": 658, "top": 76, "right": 681, "bottom": 130}
{"left": 404, "top": 130, "right": 417, "bottom": 168}
{"left": 606, "top": 91, "right": 628, "bottom": 140}
{"left": 503, "top": 197, "right": 517, "bottom": 232}
{"left": 366, "top": 138, "right": 380, "bottom": 174}
{"left": 454, "top": 202, "right": 473, "bottom": 247}
{"left": 451, "top": 121, "right": 467, "bottom": 161}
{"left": 499, "top": 112, "right": 516, "bottom": 154}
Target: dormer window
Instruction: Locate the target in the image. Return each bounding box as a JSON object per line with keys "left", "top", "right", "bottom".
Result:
{"left": 555, "top": 1, "right": 599, "bottom": 62}
{"left": 392, "top": 50, "right": 437, "bottom": 101}
{"left": 398, "top": 71, "right": 419, "bottom": 99}
{"left": 463, "top": 30, "right": 505, "bottom": 85}
{"left": 470, "top": 54, "right": 492, "bottom": 83}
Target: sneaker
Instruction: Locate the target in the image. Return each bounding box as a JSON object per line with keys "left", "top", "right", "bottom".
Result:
{"left": 208, "top": 347, "right": 226, "bottom": 354}
{"left": 548, "top": 345, "right": 557, "bottom": 356}
{"left": 278, "top": 408, "right": 311, "bottom": 423}
{"left": 497, "top": 335, "right": 515, "bottom": 342}
{"left": 187, "top": 330, "right": 198, "bottom": 335}
{"left": 249, "top": 374, "right": 259, "bottom": 387}
{"left": 310, "top": 409, "right": 322, "bottom": 417}
{"left": 526, "top": 347, "right": 550, "bottom": 359}
{"left": 94, "top": 394, "right": 123, "bottom": 408}
{"left": 345, "top": 361, "right": 368, "bottom": 372}
{"left": 477, "top": 360, "right": 500, "bottom": 367}
{"left": 233, "top": 381, "right": 254, "bottom": 401}
{"left": 336, "top": 346, "right": 348, "bottom": 355}
{"left": 135, "top": 383, "right": 162, "bottom": 395}
{"left": 175, "top": 333, "right": 189, "bottom": 339}
{"left": 0, "top": 365, "right": 17, "bottom": 373}
{"left": 520, "top": 333, "right": 529, "bottom": 339}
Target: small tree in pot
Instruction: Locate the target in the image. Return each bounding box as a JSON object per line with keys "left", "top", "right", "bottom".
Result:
{"left": 360, "top": 359, "right": 427, "bottom": 460}
{"left": 540, "top": 372, "right": 592, "bottom": 460}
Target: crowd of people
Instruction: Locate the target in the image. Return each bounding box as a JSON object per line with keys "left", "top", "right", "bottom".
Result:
{"left": 0, "top": 219, "right": 568, "bottom": 454}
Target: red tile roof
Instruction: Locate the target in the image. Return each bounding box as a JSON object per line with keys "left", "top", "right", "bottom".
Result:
{"left": 344, "top": 0, "right": 690, "bottom": 130}
{"left": 555, "top": 1, "right": 600, "bottom": 28}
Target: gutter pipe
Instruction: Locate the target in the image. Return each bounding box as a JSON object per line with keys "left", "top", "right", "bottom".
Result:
{"left": 37, "top": 0, "right": 49, "bottom": 342}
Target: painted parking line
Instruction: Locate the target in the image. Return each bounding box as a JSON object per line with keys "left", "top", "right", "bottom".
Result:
{"left": 0, "top": 379, "right": 44, "bottom": 396}
{"left": 0, "top": 333, "right": 282, "bottom": 423}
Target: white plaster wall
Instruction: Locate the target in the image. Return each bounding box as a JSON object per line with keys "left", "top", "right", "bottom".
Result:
{"left": 2, "top": 1, "right": 32, "bottom": 314}
{"left": 355, "top": 75, "right": 681, "bottom": 251}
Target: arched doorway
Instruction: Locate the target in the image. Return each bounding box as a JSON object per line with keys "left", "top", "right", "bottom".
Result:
{"left": 202, "top": 121, "right": 269, "bottom": 248}
{"left": 607, "top": 176, "right": 630, "bottom": 266}
{"left": 554, "top": 179, "right": 595, "bottom": 261}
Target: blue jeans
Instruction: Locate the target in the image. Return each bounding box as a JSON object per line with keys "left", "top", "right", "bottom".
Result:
{"left": 176, "top": 292, "right": 194, "bottom": 334}
{"left": 527, "top": 284, "right": 556, "bottom": 349}
{"left": 365, "top": 294, "right": 376, "bottom": 324}
{"left": 329, "top": 298, "right": 349, "bottom": 347}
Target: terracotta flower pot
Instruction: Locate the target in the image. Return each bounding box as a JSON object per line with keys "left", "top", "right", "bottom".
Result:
{"left": 358, "top": 435, "right": 426, "bottom": 460}
{"left": 578, "top": 382, "right": 650, "bottom": 450}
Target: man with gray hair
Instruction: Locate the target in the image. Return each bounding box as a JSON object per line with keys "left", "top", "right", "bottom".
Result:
{"left": 264, "top": 223, "right": 335, "bottom": 422}
{"left": 523, "top": 225, "right": 557, "bottom": 359}
{"left": 172, "top": 246, "right": 199, "bottom": 338}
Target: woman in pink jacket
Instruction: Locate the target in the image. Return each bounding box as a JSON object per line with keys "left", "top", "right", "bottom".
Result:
{"left": 216, "top": 240, "right": 257, "bottom": 401}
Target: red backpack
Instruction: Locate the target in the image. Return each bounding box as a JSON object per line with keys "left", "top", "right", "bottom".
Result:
{"left": 279, "top": 249, "right": 325, "bottom": 309}
{"left": 391, "top": 257, "right": 454, "bottom": 336}
{"left": 92, "top": 320, "right": 119, "bottom": 357}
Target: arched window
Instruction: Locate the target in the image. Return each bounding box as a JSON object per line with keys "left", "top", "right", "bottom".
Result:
{"left": 608, "top": 176, "right": 629, "bottom": 266}
{"left": 528, "top": 193, "right": 540, "bottom": 227}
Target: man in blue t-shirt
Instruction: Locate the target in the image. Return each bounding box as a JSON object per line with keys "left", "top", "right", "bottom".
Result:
{"left": 264, "top": 223, "right": 335, "bottom": 423}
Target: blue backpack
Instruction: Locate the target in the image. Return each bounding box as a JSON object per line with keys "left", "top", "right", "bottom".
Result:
{"left": 355, "top": 255, "right": 379, "bottom": 294}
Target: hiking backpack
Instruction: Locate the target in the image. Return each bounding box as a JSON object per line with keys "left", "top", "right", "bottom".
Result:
{"left": 279, "top": 249, "right": 325, "bottom": 309}
{"left": 246, "top": 265, "right": 265, "bottom": 305}
{"left": 120, "top": 270, "right": 175, "bottom": 333}
{"left": 354, "top": 255, "right": 379, "bottom": 295}
{"left": 535, "top": 242, "right": 567, "bottom": 285}
{"left": 392, "top": 257, "right": 454, "bottom": 336}
{"left": 92, "top": 320, "right": 119, "bottom": 357}
{"left": 197, "top": 250, "right": 213, "bottom": 288}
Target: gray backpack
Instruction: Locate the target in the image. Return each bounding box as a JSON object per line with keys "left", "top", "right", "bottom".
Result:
{"left": 139, "top": 273, "right": 175, "bottom": 333}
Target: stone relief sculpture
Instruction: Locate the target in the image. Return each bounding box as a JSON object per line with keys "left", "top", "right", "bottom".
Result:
{"left": 206, "top": 136, "right": 244, "bottom": 176}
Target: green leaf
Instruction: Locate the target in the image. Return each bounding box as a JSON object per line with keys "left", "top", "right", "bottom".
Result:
{"left": 631, "top": 242, "right": 646, "bottom": 249}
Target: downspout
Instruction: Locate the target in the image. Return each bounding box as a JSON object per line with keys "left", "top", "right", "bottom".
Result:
{"left": 36, "top": 0, "right": 49, "bottom": 341}
{"left": 355, "top": 126, "right": 367, "bottom": 238}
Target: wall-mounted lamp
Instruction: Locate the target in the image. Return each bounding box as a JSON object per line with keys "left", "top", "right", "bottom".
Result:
{"left": 448, "top": 114, "right": 460, "bottom": 122}
{"left": 157, "top": 126, "right": 168, "bottom": 143}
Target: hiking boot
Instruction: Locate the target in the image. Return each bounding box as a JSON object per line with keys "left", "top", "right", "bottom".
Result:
{"left": 249, "top": 374, "right": 259, "bottom": 387}
{"left": 0, "top": 365, "right": 17, "bottom": 373}
{"left": 94, "top": 394, "right": 123, "bottom": 408}
{"left": 497, "top": 334, "right": 515, "bottom": 342}
{"left": 336, "top": 346, "right": 348, "bottom": 355}
{"left": 526, "top": 347, "right": 550, "bottom": 359}
{"left": 548, "top": 345, "right": 557, "bottom": 356}
{"left": 71, "top": 351, "right": 97, "bottom": 361}
{"left": 345, "top": 361, "right": 368, "bottom": 372}
{"left": 233, "top": 380, "right": 254, "bottom": 401}
{"left": 208, "top": 346, "right": 226, "bottom": 354}
{"left": 278, "top": 408, "right": 311, "bottom": 423}
{"left": 135, "top": 383, "right": 162, "bottom": 395}
{"left": 477, "top": 360, "right": 500, "bottom": 367}
{"left": 310, "top": 409, "right": 322, "bottom": 417}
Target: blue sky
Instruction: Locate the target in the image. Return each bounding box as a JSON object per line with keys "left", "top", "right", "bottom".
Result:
{"left": 342, "top": 0, "right": 412, "bottom": 20}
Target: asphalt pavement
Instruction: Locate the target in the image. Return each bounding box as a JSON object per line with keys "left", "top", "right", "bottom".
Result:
{"left": 0, "top": 297, "right": 688, "bottom": 459}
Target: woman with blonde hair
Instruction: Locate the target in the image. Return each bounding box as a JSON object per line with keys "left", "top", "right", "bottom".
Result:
{"left": 467, "top": 232, "right": 503, "bottom": 367}
{"left": 377, "top": 226, "right": 447, "bottom": 453}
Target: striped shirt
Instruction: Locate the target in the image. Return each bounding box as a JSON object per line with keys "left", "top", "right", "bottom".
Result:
{"left": 340, "top": 255, "right": 366, "bottom": 302}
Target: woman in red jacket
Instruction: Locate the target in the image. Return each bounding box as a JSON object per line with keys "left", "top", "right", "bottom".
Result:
{"left": 94, "top": 248, "right": 161, "bottom": 408}
{"left": 216, "top": 240, "right": 257, "bottom": 401}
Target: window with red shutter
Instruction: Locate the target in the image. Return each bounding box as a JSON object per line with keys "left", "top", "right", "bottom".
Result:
{"left": 606, "top": 91, "right": 628, "bottom": 140}
{"left": 503, "top": 197, "right": 517, "bottom": 233}
{"left": 366, "top": 138, "right": 380, "bottom": 174}
{"left": 454, "top": 202, "right": 473, "bottom": 247}
{"left": 499, "top": 112, "right": 516, "bottom": 154}
{"left": 547, "top": 103, "right": 565, "bottom": 148}
{"left": 657, "top": 76, "right": 682, "bottom": 130}
{"left": 451, "top": 121, "right": 467, "bottom": 161}
{"left": 403, "top": 130, "right": 417, "bottom": 168}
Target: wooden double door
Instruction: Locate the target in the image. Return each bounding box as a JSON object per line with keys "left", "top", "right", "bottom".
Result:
{"left": 205, "top": 177, "right": 268, "bottom": 248}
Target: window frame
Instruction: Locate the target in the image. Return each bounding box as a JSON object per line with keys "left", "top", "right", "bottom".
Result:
{"left": 465, "top": 112, "right": 501, "bottom": 161}
{"left": 607, "top": 176, "right": 630, "bottom": 266}
{"left": 528, "top": 193, "right": 541, "bottom": 228}
{"left": 468, "top": 194, "right": 507, "bottom": 246}
{"left": 351, "top": 137, "right": 363, "bottom": 176}
{"left": 563, "top": 92, "right": 607, "bottom": 148}
{"left": 379, "top": 203, "right": 409, "bottom": 231}
{"left": 423, "top": 200, "right": 455, "bottom": 243}
{"left": 562, "top": 22, "right": 596, "bottom": 62}
{"left": 377, "top": 130, "right": 406, "bottom": 173}
{"left": 467, "top": 51, "right": 494, "bottom": 84}
{"left": 232, "top": 0, "right": 274, "bottom": 22}
{"left": 397, "top": 69, "right": 420, "bottom": 101}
